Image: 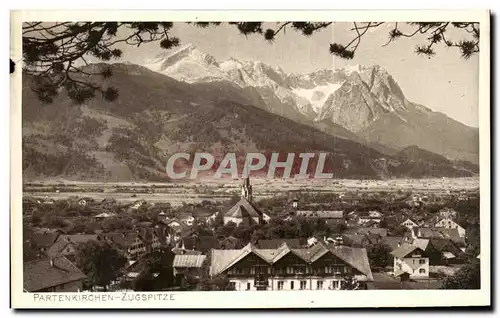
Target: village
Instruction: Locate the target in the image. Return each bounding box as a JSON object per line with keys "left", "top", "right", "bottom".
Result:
{"left": 22, "top": 177, "right": 481, "bottom": 292}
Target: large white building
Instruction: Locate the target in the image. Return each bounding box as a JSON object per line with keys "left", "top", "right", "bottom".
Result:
{"left": 209, "top": 241, "right": 373, "bottom": 291}
{"left": 212, "top": 177, "right": 270, "bottom": 226}
{"left": 391, "top": 245, "right": 429, "bottom": 279}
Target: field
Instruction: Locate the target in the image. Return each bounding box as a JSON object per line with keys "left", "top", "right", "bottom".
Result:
{"left": 23, "top": 177, "right": 479, "bottom": 207}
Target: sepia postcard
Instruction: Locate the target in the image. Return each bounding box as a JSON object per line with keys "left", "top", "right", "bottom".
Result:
{"left": 10, "top": 9, "right": 491, "bottom": 309}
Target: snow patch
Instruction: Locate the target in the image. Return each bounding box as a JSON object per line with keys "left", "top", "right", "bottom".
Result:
{"left": 293, "top": 82, "right": 344, "bottom": 113}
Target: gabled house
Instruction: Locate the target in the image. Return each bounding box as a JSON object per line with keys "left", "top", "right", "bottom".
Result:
{"left": 173, "top": 254, "right": 207, "bottom": 278}
{"left": 413, "top": 238, "right": 467, "bottom": 265}
{"left": 219, "top": 236, "right": 242, "bottom": 249}
{"left": 400, "top": 218, "right": 418, "bottom": 230}
{"left": 391, "top": 245, "right": 429, "bottom": 279}
{"left": 98, "top": 230, "right": 162, "bottom": 260}
{"left": 29, "top": 228, "right": 62, "bottom": 254}
{"left": 438, "top": 208, "right": 458, "bottom": 220}
{"left": 209, "top": 242, "right": 373, "bottom": 291}
{"left": 46, "top": 234, "right": 98, "bottom": 261}
{"left": 24, "top": 256, "right": 86, "bottom": 292}
{"left": 223, "top": 197, "right": 269, "bottom": 226}
{"left": 416, "top": 227, "right": 466, "bottom": 247}
{"left": 434, "top": 218, "right": 466, "bottom": 237}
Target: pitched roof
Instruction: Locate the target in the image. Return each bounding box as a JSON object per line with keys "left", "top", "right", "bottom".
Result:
{"left": 391, "top": 245, "right": 425, "bottom": 259}
{"left": 31, "top": 229, "right": 61, "bottom": 249}
{"left": 328, "top": 245, "right": 373, "bottom": 281}
{"left": 99, "top": 232, "right": 139, "bottom": 250}
{"left": 23, "top": 256, "right": 86, "bottom": 292}
{"left": 209, "top": 242, "right": 373, "bottom": 281}
{"left": 224, "top": 198, "right": 262, "bottom": 219}
{"left": 380, "top": 236, "right": 406, "bottom": 251}
{"left": 418, "top": 227, "right": 462, "bottom": 241}
{"left": 173, "top": 255, "right": 207, "bottom": 268}
{"left": 342, "top": 234, "right": 367, "bottom": 247}
{"left": 255, "top": 239, "right": 305, "bottom": 249}
{"left": 412, "top": 238, "right": 430, "bottom": 251}
{"left": 46, "top": 235, "right": 98, "bottom": 257}
{"left": 296, "top": 210, "right": 344, "bottom": 219}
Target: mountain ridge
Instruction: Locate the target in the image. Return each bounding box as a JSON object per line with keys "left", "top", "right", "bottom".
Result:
{"left": 141, "top": 44, "right": 478, "bottom": 164}
{"left": 22, "top": 62, "right": 478, "bottom": 182}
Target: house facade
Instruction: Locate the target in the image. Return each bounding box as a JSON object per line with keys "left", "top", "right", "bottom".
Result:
{"left": 209, "top": 242, "right": 373, "bottom": 291}
{"left": 46, "top": 234, "right": 98, "bottom": 261}
{"left": 438, "top": 208, "right": 458, "bottom": 219}
{"left": 400, "top": 218, "right": 418, "bottom": 230}
{"left": 23, "top": 256, "right": 87, "bottom": 292}
{"left": 434, "top": 218, "right": 466, "bottom": 237}
{"left": 391, "top": 246, "right": 429, "bottom": 279}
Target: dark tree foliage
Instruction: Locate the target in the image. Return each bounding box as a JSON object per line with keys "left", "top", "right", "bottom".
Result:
{"left": 75, "top": 240, "right": 128, "bottom": 291}
{"left": 340, "top": 274, "right": 360, "bottom": 290}
{"left": 440, "top": 260, "right": 480, "bottom": 289}
{"left": 133, "top": 247, "right": 176, "bottom": 291}
{"left": 22, "top": 21, "right": 480, "bottom": 104}
{"left": 367, "top": 243, "right": 392, "bottom": 268}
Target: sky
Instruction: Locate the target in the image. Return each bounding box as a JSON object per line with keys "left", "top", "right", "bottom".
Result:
{"left": 114, "top": 22, "right": 479, "bottom": 128}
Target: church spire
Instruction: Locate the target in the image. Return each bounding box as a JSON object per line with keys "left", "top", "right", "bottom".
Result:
{"left": 241, "top": 175, "right": 253, "bottom": 202}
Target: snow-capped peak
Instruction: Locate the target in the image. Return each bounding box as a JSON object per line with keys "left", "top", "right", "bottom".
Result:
{"left": 343, "top": 64, "right": 364, "bottom": 75}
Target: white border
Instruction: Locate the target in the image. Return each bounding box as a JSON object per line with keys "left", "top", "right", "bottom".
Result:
{"left": 10, "top": 9, "right": 491, "bottom": 309}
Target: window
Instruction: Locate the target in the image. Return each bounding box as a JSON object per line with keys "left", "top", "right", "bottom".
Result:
{"left": 277, "top": 281, "right": 284, "bottom": 290}
{"left": 419, "top": 259, "right": 426, "bottom": 264}
{"left": 331, "top": 280, "right": 340, "bottom": 290}
{"left": 317, "top": 281, "right": 324, "bottom": 290}
{"left": 286, "top": 267, "right": 294, "bottom": 274}
{"left": 246, "top": 282, "right": 251, "bottom": 290}
{"left": 419, "top": 268, "right": 426, "bottom": 274}
{"left": 295, "top": 266, "right": 306, "bottom": 274}
{"left": 229, "top": 282, "right": 236, "bottom": 290}
{"left": 290, "top": 281, "right": 294, "bottom": 290}
{"left": 300, "top": 281, "right": 307, "bottom": 290}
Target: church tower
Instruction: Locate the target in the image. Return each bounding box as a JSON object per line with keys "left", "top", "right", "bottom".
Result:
{"left": 241, "top": 176, "right": 253, "bottom": 202}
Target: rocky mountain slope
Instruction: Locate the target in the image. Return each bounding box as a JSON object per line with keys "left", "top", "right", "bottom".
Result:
{"left": 22, "top": 63, "right": 478, "bottom": 182}
{"left": 144, "top": 45, "right": 479, "bottom": 164}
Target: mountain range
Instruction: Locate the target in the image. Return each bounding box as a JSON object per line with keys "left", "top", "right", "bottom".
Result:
{"left": 21, "top": 45, "right": 479, "bottom": 182}
{"left": 145, "top": 44, "right": 479, "bottom": 164}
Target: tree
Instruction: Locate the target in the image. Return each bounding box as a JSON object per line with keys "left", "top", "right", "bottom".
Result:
{"left": 189, "top": 275, "right": 236, "bottom": 291}
{"left": 22, "top": 22, "right": 480, "bottom": 104}
{"left": 440, "top": 260, "right": 480, "bottom": 289}
{"left": 340, "top": 274, "right": 360, "bottom": 290}
{"left": 367, "top": 243, "right": 392, "bottom": 269}
{"left": 133, "top": 247, "right": 175, "bottom": 291}
{"left": 75, "top": 240, "right": 128, "bottom": 291}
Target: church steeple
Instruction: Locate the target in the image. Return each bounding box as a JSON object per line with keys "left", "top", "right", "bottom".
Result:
{"left": 241, "top": 176, "right": 253, "bottom": 202}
